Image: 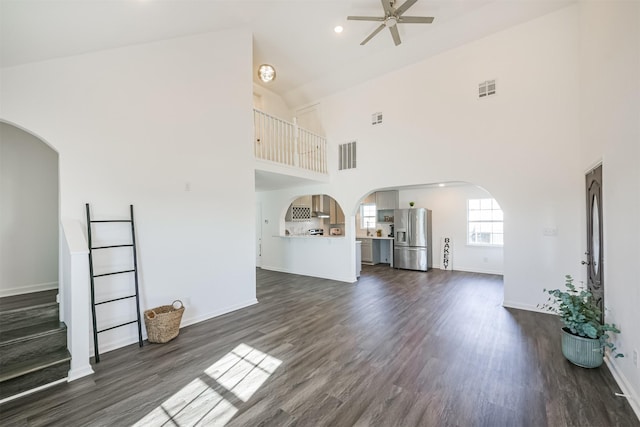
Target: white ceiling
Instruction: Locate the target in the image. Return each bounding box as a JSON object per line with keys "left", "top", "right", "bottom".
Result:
{"left": 1, "top": 0, "right": 573, "bottom": 192}
{"left": 2, "top": 0, "right": 573, "bottom": 107}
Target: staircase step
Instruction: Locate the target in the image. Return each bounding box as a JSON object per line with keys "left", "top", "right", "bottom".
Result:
{"left": 0, "top": 291, "right": 70, "bottom": 402}
{"left": 0, "top": 290, "right": 57, "bottom": 311}
{"left": 0, "top": 349, "right": 70, "bottom": 400}
{"left": 0, "top": 321, "right": 67, "bottom": 367}
{"left": 0, "top": 347, "right": 71, "bottom": 383}
{"left": 0, "top": 290, "right": 59, "bottom": 332}
{"left": 0, "top": 303, "right": 59, "bottom": 333}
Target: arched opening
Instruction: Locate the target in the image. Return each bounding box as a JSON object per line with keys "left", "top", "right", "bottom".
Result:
{"left": 354, "top": 182, "right": 504, "bottom": 275}
{"left": 0, "top": 121, "right": 59, "bottom": 297}
{"left": 282, "top": 194, "right": 345, "bottom": 237}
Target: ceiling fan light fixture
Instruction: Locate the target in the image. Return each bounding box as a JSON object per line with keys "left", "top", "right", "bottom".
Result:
{"left": 258, "top": 64, "right": 276, "bottom": 83}
{"left": 347, "top": 0, "right": 433, "bottom": 46}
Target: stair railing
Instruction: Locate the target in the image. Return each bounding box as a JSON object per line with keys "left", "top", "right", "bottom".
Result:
{"left": 253, "top": 108, "right": 327, "bottom": 174}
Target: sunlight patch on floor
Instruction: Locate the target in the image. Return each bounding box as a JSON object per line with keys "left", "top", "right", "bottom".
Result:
{"left": 132, "top": 343, "right": 282, "bottom": 426}
{"left": 205, "top": 342, "right": 282, "bottom": 402}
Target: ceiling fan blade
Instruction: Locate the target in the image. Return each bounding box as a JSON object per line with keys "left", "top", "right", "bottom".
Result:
{"left": 361, "top": 23, "right": 386, "bottom": 45}
{"left": 395, "top": 0, "right": 418, "bottom": 16}
{"left": 389, "top": 25, "right": 401, "bottom": 46}
{"left": 398, "top": 16, "right": 434, "bottom": 24}
{"left": 381, "top": 0, "right": 394, "bottom": 15}
{"left": 347, "top": 16, "right": 385, "bottom": 21}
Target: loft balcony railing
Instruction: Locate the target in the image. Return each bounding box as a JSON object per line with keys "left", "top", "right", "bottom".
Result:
{"left": 253, "top": 108, "right": 327, "bottom": 174}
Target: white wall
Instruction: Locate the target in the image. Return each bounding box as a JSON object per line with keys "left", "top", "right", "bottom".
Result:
{"left": 328, "top": 5, "right": 583, "bottom": 309}
{"left": 260, "top": 6, "right": 583, "bottom": 301}
{"left": 0, "top": 122, "right": 59, "bottom": 296}
{"left": 398, "top": 184, "right": 504, "bottom": 274}
{"left": 253, "top": 83, "right": 293, "bottom": 121}
{"left": 258, "top": 189, "right": 355, "bottom": 282}
{"left": 578, "top": 0, "right": 640, "bottom": 414}
{"left": 0, "top": 29, "right": 257, "bottom": 354}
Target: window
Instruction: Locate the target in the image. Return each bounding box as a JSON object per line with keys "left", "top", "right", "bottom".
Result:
{"left": 361, "top": 203, "right": 376, "bottom": 229}
{"left": 468, "top": 198, "right": 503, "bottom": 246}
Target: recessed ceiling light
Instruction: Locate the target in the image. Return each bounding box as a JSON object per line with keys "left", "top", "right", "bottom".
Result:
{"left": 334, "top": 25, "right": 344, "bottom": 34}
{"left": 258, "top": 64, "right": 276, "bottom": 83}
{"left": 438, "top": 183, "right": 445, "bottom": 187}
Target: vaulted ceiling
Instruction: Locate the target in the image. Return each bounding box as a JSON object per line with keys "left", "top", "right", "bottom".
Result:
{"left": 1, "top": 0, "right": 573, "bottom": 107}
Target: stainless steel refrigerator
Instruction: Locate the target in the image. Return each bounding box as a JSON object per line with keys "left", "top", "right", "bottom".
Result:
{"left": 394, "top": 208, "right": 432, "bottom": 271}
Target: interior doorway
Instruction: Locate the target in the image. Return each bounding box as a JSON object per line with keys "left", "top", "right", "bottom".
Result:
{"left": 0, "top": 121, "right": 59, "bottom": 297}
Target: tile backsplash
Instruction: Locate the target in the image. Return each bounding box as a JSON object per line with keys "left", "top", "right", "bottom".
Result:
{"left": 285, "top": 218, "right": 323, "bottom": 236}
{"left": 285, "top": 219, "right": 345, "bottom": 236}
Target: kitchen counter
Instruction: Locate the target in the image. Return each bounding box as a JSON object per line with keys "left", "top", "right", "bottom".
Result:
{"left": 277, "top": 235, "right": 345, "bottom": 239}
{"left": 356, "top": 236, "right": 394, "bottom": 240}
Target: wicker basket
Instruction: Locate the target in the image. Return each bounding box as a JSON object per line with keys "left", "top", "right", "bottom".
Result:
{"left": 144, "top": 300, "right": 185, "bottom": 343}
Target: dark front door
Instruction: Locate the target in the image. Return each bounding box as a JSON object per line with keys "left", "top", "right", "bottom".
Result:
{"left": 585, "top": 165, "right": 604, "bottom": 323}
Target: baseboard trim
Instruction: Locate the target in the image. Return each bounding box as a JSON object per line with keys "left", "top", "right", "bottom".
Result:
{"left": 67, "top": 365, "right": 95, "bottom": 382}
{"left": 181, "top": 298, "right": 259, "bottom": 328}
{"left": 260, "top": 265, "right": 356, "bottom": 283}
{"left": 261, "top": 265, "right": 501, "bottom": 283}
{"left": 0, "top": 377, "right": 67, "bottom": 405}
{"left": 91, "top": 298, "right": 260, "bottom": 357}
{"left": 0, "top": 282, "right": 58, "bottom": 298}
{"left": 605, "top": 357, "right": 640, "bottom": 421}
{"left": 446, "top": 266, "right": 504, "bottom": 275}
{"left": 502, "top": 300, "right": 545, "bottom": 313}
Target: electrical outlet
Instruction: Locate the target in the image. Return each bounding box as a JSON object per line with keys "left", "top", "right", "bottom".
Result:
{"left": 633, "top": 349, "right": 638, "bottom": 368}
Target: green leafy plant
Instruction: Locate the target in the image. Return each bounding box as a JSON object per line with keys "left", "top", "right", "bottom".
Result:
{"left": 409, "top": 201, "right": 415, "bottom": 207}
{"left": 539, "top": 275, "right": 623, "bottom": 358}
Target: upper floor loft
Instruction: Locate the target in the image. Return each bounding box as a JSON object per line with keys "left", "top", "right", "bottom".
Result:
{"left": 253, "top": 108, "right": 329, "bottom": 191}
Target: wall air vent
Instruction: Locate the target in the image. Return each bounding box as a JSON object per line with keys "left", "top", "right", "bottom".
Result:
{"left": 339, "top": 141, "right": 357, "bottom": 170}
{"left": 479, "top": 80, "right": 496, "bottom": 98}
{"left": 371, "top": 112, "right": 383, "bottom": 125}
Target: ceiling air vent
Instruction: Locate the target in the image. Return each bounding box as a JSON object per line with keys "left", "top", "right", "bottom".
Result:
{"left": 371, "top": 112, "right": 383, "bottom": 125}
{"left": 479, "top": 80, "right": 496, "bottom": 98}
{"left": 339, "top": 141, "right": 357, "bottom": 170}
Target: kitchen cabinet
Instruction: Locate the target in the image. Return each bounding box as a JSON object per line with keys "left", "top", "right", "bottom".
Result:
{"left": 375, "top": 190, "right": 398, "bottom": 210}
{"left": 358, "top": 239, "right": 373, "bottom": 263}
{"left": 329, "top": 198, "right": 345, "bottom": 224}
{"left": 285, "top": 195, "right": 312, "bottom": 221}
{"left": 358, "top": 238, "right": 380, "bottom": 264}
{"left": 285, "top": 205, "right": 310, "bottom": 221}
{"left": 376, "top": 190, "right": 398, "bottom": 222}
{"left": 358, "top": 237, "right": 394, "bottom": 266}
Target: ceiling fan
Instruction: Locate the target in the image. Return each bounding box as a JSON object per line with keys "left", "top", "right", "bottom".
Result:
{"left": 347, "top": 0, "right": 434, "bottom": 46}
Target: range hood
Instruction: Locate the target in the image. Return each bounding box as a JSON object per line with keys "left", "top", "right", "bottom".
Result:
{"left": 312, "top": 195, "right": 330, "bottom": 218}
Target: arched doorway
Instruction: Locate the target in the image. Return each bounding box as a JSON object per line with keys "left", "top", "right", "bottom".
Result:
{"left": 354, "top": 182, "right": 504, "bottom": 275}
{"left": 0, "top": 121, "right": 59, "bottom": 297}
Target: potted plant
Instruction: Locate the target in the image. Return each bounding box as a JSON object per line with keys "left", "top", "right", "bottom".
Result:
{"left": 539, "top": 275, "right": 622, "bottom": 368}
{"left": 409, "top": 201, "right": 415, "bottom": 207}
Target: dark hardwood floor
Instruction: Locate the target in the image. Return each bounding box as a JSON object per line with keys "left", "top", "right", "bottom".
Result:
{"left": 1, "top": 266, "right": 637, "bottom": 426}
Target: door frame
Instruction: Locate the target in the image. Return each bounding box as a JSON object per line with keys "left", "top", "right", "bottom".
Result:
{"left": 585, "top": 164, "right": 604, "bottom": 322}
{"left": 255, "top": 202, "right": 262, "bottom": 267}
